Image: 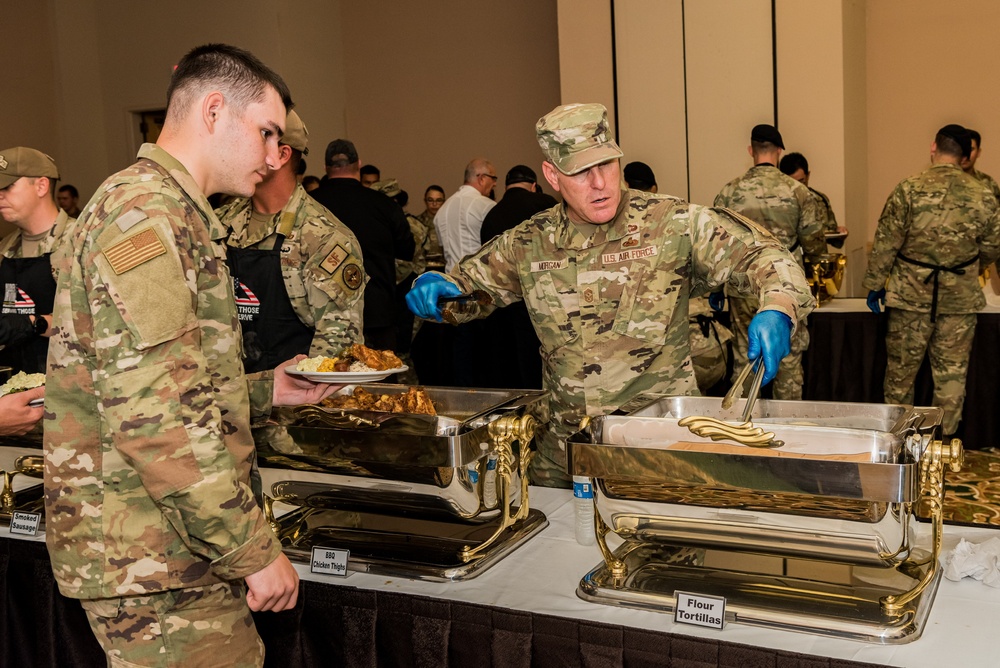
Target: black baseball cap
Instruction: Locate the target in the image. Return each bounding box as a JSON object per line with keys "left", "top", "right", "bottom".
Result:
{"left": 325, "top": 139, "right": 359, "bottom": 166}
{"left": 505, "top": 164, "right": 538, "bottom": 187}
{"left": 937, "top": 124, "right": 973, "bottom": 158}
{"left": 623, "top": 161, "right": 656, "bottom": 187}
{"left": 750, "top": 124, "right": 784, "bottom": 149}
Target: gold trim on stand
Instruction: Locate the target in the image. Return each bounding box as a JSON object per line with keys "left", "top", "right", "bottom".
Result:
{"left": 460, "top": 414, "right": 536, "bottom": 562}
{"left": 883, "top": 438, "right": 963, "bottom": 615}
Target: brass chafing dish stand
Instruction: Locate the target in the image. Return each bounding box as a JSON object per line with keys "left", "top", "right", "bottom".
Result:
{"left": 0, "top": 447, "right": 44, "bottom": 523}
{"left": 253, "top": 385, "right": 547, "bottom": 581}
{"left": 569, "top": 396, "right": 961, "bottom": 643}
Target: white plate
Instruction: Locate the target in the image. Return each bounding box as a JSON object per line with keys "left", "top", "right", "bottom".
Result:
{"left": 284, "top": 366, "right": 409, "bottom": 383}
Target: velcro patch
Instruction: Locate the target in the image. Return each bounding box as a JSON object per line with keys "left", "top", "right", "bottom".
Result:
{"left": 530, "top": 259, "right": 568, "bottom": 272}
{"left": 115, "top": 208, "right": 148, "bottom": 233}
{"left": 320, "top": 244, "right": 349, "bottom": 275}
{"left": 103, "top": 228, "right": 167, "bottom": 275}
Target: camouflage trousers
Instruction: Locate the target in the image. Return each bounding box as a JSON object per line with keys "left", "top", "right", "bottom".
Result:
{"left": 884, "top": 308, "right": 976, "bottom": 435}
{"left": 529, "top": 426, "right": 572, "bottom": 489}
{"left": 729, "top": 296, "right": 808, "bottom": 400}
{"left": 80, "top": 581, "right": 264, "bottom": 668}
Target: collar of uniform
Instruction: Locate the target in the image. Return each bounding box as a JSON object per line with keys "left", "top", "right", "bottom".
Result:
{"left": 553, "top": 186, "right": 630, "bottom": 249}
{"left": 0, "top": 208, "right": 68, "bottom": 258}
{"left": 137, "top": 143, "right": 225, "bottom": 240}
{"left": 750, "top": 163, "right": 777, "bottom": 172}
{"left": 222, "top": 185, "right": 309, "bottom": 247}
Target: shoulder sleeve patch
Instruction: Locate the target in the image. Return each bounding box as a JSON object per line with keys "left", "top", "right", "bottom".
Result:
{"left": 319, "top": 244, "right": 349, "bottom": 275}
{"left": 103, "top": 227, "right": 167, "bottom": 275}
{"left": 115, "top": 207, "right": 149, "bottom": 233}
{"left": 342, "top": 262, "right": 363, "bottom": 290}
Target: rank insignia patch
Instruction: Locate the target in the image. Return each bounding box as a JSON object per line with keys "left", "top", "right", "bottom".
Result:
{"left": 342, "top": 263, "right": 363, "bottom": 290}
{"left": 103, "top": 228, "right": 167, "bottom": 275}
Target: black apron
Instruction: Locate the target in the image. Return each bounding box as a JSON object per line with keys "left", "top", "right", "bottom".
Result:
{"left": 0, "top": 254, "right": 56, "bottom": 374}
{"left": 226, "top": 213, "right": 313, "bottom": 374}
{"left": 897, "top": 252, "right": 979, "bottom": 322}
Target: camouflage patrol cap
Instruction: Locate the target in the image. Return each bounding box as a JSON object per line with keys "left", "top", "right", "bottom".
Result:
{"left": 536, "top": 103, "right": 623, "bottom": 175}
{"left": 0, "top": 147, "right": 60, "bottom": 189}
{"left": 281, "top": 110, "right": 309, "bottom": 155}
{"left": 373, "top": 178, "right": 401, "bottom": 198}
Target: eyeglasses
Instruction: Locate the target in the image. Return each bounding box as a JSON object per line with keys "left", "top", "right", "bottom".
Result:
{"left": 478, "top": 173, "right": 498, "bottom": 182}
{"left": 425, "top": 197, "right": 445, "bottom": 204}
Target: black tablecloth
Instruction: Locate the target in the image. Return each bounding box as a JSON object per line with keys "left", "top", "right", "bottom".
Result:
{"left": 803, "top": 311, "right": 1000, "bottom": 449}
{"left": 0, "top": 538, "right": 889, "bottom": 668}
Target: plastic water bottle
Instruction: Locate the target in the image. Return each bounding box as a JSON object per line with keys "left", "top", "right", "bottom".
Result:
{"left": 573, "top": 475, "right": 596, "bottom": 545}
{"left": 483, "top": 454, "right": 499, "bottom": 508}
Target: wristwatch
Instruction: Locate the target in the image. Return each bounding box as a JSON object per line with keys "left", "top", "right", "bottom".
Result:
{"left": 32, "top": 315, "right": 48, "bottom": 336}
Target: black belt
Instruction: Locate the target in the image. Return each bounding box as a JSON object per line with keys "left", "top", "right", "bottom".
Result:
{"left": 896, "top": 252, "right": 979, "bottom": 322}
{"left": 788, "top": 239, "right": 800, "bottom": 253}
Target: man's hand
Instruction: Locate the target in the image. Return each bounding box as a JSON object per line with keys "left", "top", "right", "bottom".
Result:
{"left": 245, "top": 553, "right": 299, "bottom": 612}
{"left": 272, "top": 355, "right": 343, "bottom": 406}
{"left": 866, "top": 289, "right": 886, "bottom": 314}
{"left": 0, "top": 386, "right": 45, "bottom": 436}
{"left": 746, "top": 311, "right": 793, "bottom": 386}
{"left": 405, "top": 273, "right": 462, "bottom": 322}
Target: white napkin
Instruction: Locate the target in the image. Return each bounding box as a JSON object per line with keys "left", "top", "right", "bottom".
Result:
{"left": 944, "top": 537, "right": 1000, "bottom": 586}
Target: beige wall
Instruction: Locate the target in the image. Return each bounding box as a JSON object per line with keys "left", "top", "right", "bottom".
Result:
{"left": 614, "top": 1, "right": 687, "bottom": 196}
{"left": 866, "top": 0, "right": 1000, "bottom": 237}
{"left": 2, "top": 1, "right": 558, "bottom": 213}
{"left": 340, "top": 1, "right": 560, "bottom": 205}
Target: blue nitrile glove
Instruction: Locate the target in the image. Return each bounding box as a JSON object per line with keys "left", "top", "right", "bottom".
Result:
{"left": 746, "top": 310, "right": 793, "bottom": 386}
{"left": 708, "top": 291, "right": 726, "bottom": 313}
{"left": 405, "top": 273, "right": 462, "bottom": 322}
{"left": 866, "top": 288, "right": 886, "bottom": 314}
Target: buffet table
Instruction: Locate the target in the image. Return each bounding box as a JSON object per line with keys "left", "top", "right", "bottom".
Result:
{"left": 804, "top": 299, "right": 1000, "bottom": 449}
{"left": 3, "top": 465, "right": 999, "bottom": 668}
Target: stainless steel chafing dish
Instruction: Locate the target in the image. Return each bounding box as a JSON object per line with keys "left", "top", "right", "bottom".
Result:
{"left": 253, "top": 384, "right": 547, "bottom": 580}
{"left": 569, "top": 395, "right": 961, "bottom": 643}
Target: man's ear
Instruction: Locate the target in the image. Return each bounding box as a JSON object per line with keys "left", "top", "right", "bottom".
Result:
{"left": 541, "top": 161, "right": 562, "bottom": 193}
{"left": 202, "top": 91, "right": 226, "bottom": 133}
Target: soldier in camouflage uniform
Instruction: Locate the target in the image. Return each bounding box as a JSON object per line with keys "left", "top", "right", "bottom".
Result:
{"left": 44, "top": 45, "right": 338, "bottom": 667}
{"left": 217, "top": 110, "right": 366, "bottom": 373}
{"left": 0, "top": 147, "right": 72, "bottom": 375}
{"left": 418, "top": 185, "right": 446, "bottom": 268}
{"left": 714, "top": 125, "right": 826, "bottom": 400}
{"left": 963, "top": 130, "right": 1000, "bottom": 203}
{"left": 864, "top": 124, "right": 1000, "bottom": 436}
{"left": 779, "top": 151, "right": 849, "bottom": 248}
{"left": 407, "top": 103, "right": 814, "bottom": 487}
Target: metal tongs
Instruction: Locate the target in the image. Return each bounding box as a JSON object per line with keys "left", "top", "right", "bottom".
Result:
{"left": 721, "top": 359, "right": 766, "bottom": 423}
{"left": 437, "top": 289, "right": 490, "bottom": 305}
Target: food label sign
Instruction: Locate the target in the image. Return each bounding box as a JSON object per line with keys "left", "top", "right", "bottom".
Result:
{"left": 310, "top": 547, "right": 351, "bottom": 577}
{"left": 674, "top": 591, "right": 726, "bottom": 630}
{"left": 9, "top": 511, "right": 41, "bottom": 536}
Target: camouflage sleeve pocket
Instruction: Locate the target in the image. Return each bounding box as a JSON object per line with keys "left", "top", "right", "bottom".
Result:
{"left": 96, "top": 359, "right": 203, "bottom": 501}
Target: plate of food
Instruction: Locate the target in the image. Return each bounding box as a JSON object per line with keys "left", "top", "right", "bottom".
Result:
{"left": 0, "top": 371, "right": 45, "bottom": 398}
{"left": 285, "top": 344, "right": 408, "bottom": 383}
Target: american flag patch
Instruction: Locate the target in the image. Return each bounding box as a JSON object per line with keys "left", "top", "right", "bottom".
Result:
{"left": 103, "top": 228, "right": 167, "bottom": 275}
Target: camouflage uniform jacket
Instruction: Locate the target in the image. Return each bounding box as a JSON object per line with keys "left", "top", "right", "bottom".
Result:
{"left": 44, "top": 144, "right": 283, "bottom": 600}
{"left": 809, "top": 187, "right": 839, "bottom": 236}
{"left": 972, "top": 168, "right": 1000, "bottom": 204}
{"left": 0, "top": 209, "right": 72, "bottom": 260}
{"left": 417, "top": 209, "right": 443, "bottom": 259}
{"left": 395, "top": 213, "right": 429, "bottom": 283}
{"left": 714, "top": 165, "right": 826, "bottom": 259}
{"left": 217, "top": 184, "right": 366, "bottom": 357}
{"left": 426, "top": 188, "right": 814, "bottom": 452}
{"left": 863, "top": 163, "right": 1000, "bottom": 314}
